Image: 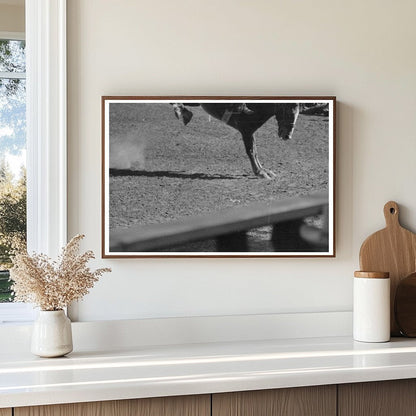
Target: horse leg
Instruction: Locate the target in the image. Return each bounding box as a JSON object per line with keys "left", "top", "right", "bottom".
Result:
{"left": 242, "top": 133, "right": 276, "bottom": 179}
{"left": 171, "top": 103, "right": 193, "bottom": 126}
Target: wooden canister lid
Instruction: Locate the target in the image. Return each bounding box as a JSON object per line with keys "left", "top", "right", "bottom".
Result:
{"left": 354, "top": 271, "right": 390, "bottom": 279}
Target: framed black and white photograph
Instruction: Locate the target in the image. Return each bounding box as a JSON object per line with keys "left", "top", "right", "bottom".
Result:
{"left": 102, "top": 96, "right": 335, "bottom": 257}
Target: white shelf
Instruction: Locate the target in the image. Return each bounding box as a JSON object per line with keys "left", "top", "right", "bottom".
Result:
{"left": 2, "top": 335, "right": 416, "bottom": 408}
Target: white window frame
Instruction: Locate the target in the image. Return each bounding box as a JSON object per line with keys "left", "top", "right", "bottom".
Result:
{"left": 0, "top": 31, "right": 32, "bottom": 322}
{"left": 0, "top": 0, "right": 67, "bottom": 324}
{"left": 26, "top": 0, "right": 67, "bottom": 257}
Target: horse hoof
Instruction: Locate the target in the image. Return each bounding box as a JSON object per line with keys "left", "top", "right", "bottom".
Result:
{"left": 257, "top": 170, "right": 276, "bottom": 179}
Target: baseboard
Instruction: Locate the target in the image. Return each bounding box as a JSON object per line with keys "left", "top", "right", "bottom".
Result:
{"left": 0, "top": 311, "right": 352, "bottom": 353}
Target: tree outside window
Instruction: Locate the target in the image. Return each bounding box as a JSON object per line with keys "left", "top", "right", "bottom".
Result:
{"left": 0, "top": 38, "right": 27, "bottom": 302}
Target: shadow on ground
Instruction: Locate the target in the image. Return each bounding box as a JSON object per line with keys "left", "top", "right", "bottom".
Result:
{"left": 110, "top": 168, "right": 240, "bottom": 180}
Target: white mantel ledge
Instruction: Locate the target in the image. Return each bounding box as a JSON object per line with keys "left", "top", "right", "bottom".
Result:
{"left": 2, "top": 335, "right": 416, "bottom": 409}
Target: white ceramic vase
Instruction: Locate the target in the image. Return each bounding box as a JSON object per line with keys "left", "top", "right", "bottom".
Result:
{"left": 31, "top": 310, "right": 73, "bottom": 357}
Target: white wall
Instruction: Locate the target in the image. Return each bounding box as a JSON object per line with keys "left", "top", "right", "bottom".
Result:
{"left": 67, "top": 0, "right": 416, "bottom": 322}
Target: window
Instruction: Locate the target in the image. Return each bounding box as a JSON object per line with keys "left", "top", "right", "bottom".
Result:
{"left": 0, "top": 0, "right": 68, "bottom": 324}
{"left": 0, "top": 32, "right": 35, "bottom": 322}
{"left": 0, "top": 35, "right": 26, "bottom": 303}
{"left": 0, "top": 2, "right": 68, "bottom": 323}
{"left": 0, "top": 33, "right": 33, "bottom": 322}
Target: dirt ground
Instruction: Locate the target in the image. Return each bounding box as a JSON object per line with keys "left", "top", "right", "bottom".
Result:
{"left": 108, "top": 103, "right": 329, "bottom": 251}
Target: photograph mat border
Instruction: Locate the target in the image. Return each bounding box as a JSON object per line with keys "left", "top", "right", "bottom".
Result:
{"left": 102, "top": 97, "right": 335, "bottom": 258}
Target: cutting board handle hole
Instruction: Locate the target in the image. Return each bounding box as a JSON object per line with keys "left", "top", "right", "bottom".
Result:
{"left": 384, "top": 201, "right": 400, "bottom": 226}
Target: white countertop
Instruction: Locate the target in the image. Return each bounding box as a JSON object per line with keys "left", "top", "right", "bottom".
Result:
{"left": 2, "top": 336, "right": 416, "bottom": 409}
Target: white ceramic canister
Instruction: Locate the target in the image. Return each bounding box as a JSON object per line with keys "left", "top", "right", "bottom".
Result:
{"left": 353, "top": 271, "right": 390, "bottom": 343}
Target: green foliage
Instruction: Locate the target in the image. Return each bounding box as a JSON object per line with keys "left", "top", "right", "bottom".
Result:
{"left": 0, "top": 39, "right": 25, "bottom": 73}
{"left": 0, "top": 270, "right": 13, "bottom": 302}
{"left": 0, "top": 160, "right": 26, "bottom": 270}
{"left": 0, "top": 39, "right": 27, "bottom": 302}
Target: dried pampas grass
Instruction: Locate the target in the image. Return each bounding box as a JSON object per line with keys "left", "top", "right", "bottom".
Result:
{"left": 10, "top": 234, "right": 111, "bottom": 311}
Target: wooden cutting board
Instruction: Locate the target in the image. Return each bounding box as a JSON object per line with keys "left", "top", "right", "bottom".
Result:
{"left": 359, "top": 201, "right": 416, "bottom": 336}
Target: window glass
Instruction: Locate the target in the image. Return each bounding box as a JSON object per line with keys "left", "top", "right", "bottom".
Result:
{"left": 0, "top": 39, "right": 26, "bottom": 72}
{"left": 0, "top": 39, "right": 26, "bottom": 303}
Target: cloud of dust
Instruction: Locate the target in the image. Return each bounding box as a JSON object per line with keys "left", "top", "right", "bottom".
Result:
{"left": 110, "top": 130, "right": 146, "bottom": 170}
